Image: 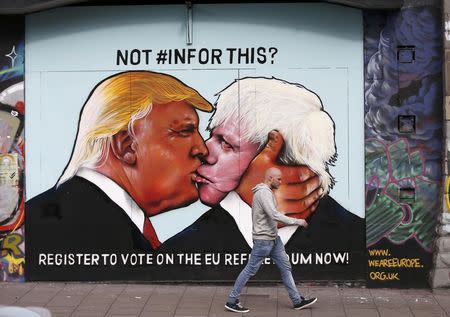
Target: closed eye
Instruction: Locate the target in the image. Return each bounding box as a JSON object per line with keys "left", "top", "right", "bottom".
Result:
{"left": 171, "top": 124, "right": 196, "bottom": 137}
{"left": 178, "top": 128, "right": 194, "bottom": 136}
{"left": 216, "top": 135, "right": 233, "bottom": 150}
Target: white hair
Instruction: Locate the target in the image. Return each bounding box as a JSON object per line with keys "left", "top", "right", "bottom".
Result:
{"left": 209, "top": 77, "right": 337, "bottom": 193}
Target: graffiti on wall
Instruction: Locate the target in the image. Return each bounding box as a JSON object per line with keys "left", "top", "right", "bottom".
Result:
{"left": 0, "top": 16, "right": 25, "bottom": 282}
{"left": 364, "top": 7, "right": 442, "bottom": 287}
{"left": 26, "top": 72, "right": 365, "bottom": 281}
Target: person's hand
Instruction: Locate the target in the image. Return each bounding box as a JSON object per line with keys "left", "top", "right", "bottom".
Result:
{"left": 296, "top": 219, "right": 308, "bottom": 228}
{"left": 236, "top": 130, "right": 322, "bottom": 221}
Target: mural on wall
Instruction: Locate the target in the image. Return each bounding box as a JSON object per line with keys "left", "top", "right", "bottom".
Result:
{"left": 0, "top": 16, "right": 25, "bottom": 282}
{"left": 364, "top": 6, "right": 442, "bottom": 287}
{"left": 26, "top": 71, "right": 365, "bottom": 281}
{"left": 25, "top": 4, "right": 365, "bottom": 282}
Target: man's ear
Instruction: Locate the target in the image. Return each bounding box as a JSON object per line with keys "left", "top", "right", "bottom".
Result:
{"left": 110, "top": 131, "right": 137, "bottom": 165}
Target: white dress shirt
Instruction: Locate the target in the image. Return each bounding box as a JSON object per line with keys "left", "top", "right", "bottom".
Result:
{"left": 220, "top": 191, "right": 299, "bottom": 248}
{"left": 76, "top": 167, "right": 148, "bottom": 236}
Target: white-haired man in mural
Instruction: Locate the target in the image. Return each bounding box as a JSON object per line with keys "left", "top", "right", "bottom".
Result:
{"left": 161, "top": 77, "right": 365, "bottom": 280}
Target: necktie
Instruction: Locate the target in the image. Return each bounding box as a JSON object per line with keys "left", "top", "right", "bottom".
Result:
{"left": 143, "top": 217, "right": 161, "bottom": 249}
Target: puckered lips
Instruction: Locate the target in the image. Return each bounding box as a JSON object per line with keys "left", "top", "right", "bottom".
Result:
{"left": 193, "top": 172, "right": 212, "bottom": 184}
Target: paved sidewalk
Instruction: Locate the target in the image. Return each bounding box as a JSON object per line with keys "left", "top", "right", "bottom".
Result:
{"left": 1, "top": 282, "right": 450, "bottom": 317}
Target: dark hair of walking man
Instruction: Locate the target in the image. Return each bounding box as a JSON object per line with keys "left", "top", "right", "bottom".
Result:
{"left": 225, "top": 167, "right": 318, "bottom": 313}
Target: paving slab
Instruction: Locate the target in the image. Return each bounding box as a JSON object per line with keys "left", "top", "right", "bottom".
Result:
{"left": 0, "top": 283, "right": 450, "bottom": 317}
{"left": 312, "top": 308, "right": 347, "bottom": 317}
{"left": 71, "top": 310, "right": 107, "bottom": 317}
{"left": 345, "top": 308, "right": 380, "bottom": 317}
{"left": 377, "top": 307, "right": 414, "bottom": 317}
{"left": 140, "top": 312, "right": 173, "bottom": 317}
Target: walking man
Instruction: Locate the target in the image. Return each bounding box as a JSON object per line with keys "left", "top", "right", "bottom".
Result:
{"left": 225, "top": 167, "right": 318, "bottom": 313}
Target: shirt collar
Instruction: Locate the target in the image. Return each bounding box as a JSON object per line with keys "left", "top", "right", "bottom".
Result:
{"left": 76, "top": 167, "right": 146, "bottom": 235}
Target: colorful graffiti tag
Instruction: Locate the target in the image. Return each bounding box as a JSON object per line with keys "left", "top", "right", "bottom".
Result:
{"left": 364, "top": 6, "right": 442, "bottom": 287}
{"left": 0, "top": 16, "right": 25, "bottom": 282}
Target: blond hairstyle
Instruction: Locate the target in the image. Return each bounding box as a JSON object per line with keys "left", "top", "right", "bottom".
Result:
{"left": 58, "top": 71, "right": 212, "bottom": 186}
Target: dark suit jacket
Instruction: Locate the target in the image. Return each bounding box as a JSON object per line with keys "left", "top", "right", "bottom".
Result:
{"left": 160, "top": 195, "right": 366, "bottom": 281}
{"left": 25, "top": 176, "right": 152, "bottom": 281}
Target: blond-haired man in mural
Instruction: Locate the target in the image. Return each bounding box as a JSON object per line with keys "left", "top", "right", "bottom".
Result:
{"left": 26, "top": 71, "right": 213, "bottom": 279}
{"left": 161, "top": 77, "right": 365, "bottom": 281}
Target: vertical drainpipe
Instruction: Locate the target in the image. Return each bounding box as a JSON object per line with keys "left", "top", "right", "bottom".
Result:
{"left": 186, "top": 1, "right": 193, "bottom": 46}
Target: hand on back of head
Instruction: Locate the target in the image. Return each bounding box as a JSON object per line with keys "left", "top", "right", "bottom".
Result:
{"left": 238, "top": 130, "right": 323, "bottom": 222}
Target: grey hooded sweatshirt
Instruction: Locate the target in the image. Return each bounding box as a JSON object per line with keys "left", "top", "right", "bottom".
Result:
{"left": 252, "top": 183, "right": 304, "bottom": 241}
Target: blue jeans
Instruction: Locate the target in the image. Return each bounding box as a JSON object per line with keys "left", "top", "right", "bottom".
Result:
{"left": 227, "top": 236, "right": 302, "bottom": 305}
